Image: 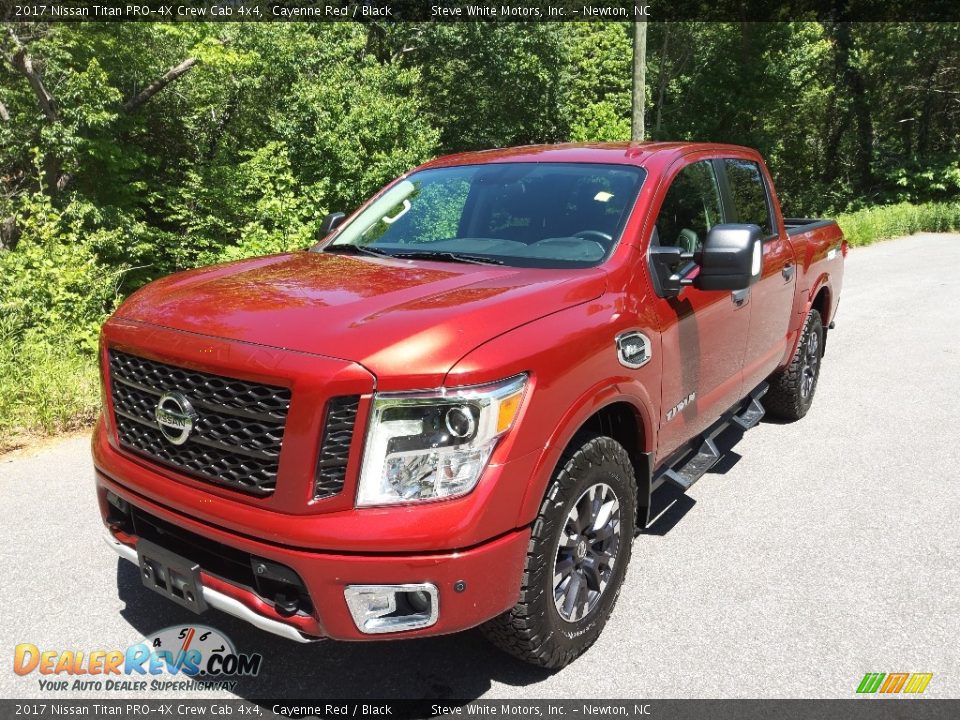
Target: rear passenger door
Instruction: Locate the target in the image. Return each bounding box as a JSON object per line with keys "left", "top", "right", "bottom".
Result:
{"left": 651, "top": 158, "right": 750, "bottom": 462}
{"left": 719, "top": 159, "right": 796, "bottom": 391}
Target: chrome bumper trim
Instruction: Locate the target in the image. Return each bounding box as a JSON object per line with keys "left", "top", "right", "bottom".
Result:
{"left": 344, "top": 583, "right": 439, "bottom": 634}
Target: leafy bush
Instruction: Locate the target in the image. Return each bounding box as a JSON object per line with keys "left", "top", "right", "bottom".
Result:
{"left": 0, "top": 190, "right": 121, "bottom": 448}
{"left": 836, "top": 201, "right": 960, "bottom": 247}
{"left": 172, "top": 141, "right": 320, "bottom": 267}
{"left": 0, "top": 192, "right": 125, "bottom": 351}
{"left": 0, "top": 328, "right": 100, "bottom": 450}
{"left": 873, "top": 157, "right": 960, "bottom": 206}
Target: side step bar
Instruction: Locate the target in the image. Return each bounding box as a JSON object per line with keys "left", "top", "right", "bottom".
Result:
{"left": 659, "top": 436, "right": 721, "bottom": 490}
{"left": 654, "top": 383, "right": 768, "bottom": 492}
{"left": 731, "top": 390, "right": 766, "bottom": 431}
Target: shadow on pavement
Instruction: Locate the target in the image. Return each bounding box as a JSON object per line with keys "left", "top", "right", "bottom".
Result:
{"left": 641, "top": 483, "right": 696, "bottom": 537}
{"left": 641, "top": 420, "right": 753, "bottom": 536}
{"left": 115, "top": 559, "right": 552, "bottom": 702}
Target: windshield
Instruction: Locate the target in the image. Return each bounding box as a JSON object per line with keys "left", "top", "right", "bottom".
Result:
{"left": 325, "top": 163, "right": 646, "bottom": 268}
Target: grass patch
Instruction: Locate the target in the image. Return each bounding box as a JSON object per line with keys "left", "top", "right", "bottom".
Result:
{"left": 836, "top": 201, "right": 960, "bottom": 247}
{"left": 0, "top": 335, "right": 99, "bottom": 453}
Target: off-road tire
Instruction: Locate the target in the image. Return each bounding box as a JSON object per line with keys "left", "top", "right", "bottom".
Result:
{"left": 766, "top": 308, "right": 824, "bottom": 421}
{"left": 480, "top": 433, "right": 637, "bottom": 669}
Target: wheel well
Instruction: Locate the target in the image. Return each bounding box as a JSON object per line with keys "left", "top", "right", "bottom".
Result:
{"left": 811, "top": 286, "right": 831, "bottom": 326}
{"left": 553, "top": 402, "right": 653, "bottom": 527}
{"left": 582, "top": 402, "right": 641, "bottom": 462}
{"left": 579, "top": 402, "right": 651, "bottom": 522}
{"left": 579, "top": 402, "right": 650, "bottom": 503}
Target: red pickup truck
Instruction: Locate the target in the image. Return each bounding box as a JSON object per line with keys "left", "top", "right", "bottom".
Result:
{"left": 95, "top": 142, "right": 845, "bottom": 668}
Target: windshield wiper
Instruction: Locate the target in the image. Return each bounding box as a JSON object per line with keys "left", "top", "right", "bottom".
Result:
{"left": 324, "top": 245, "right": 504, "bottom": 266}
{"left": 387, "top": 251, "right": 505, "bottom": 266}
{"left": 323, "top": 244, "right": 393, "bottom": 259}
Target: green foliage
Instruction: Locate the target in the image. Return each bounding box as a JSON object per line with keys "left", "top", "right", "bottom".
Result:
{"left": 0, "top": 191, "right": 124, "bottom": 351}
{"left": 875, "top": 156, "right": 960, "bottom": 206}
{"left": 0, "top": 188, "right": 120, "bottom": 444}
{"left": 561, "top": 24, "right": 632, "bottom": 142}
{"left": 275, "top": 50, "right": 439, "bottom": 211}
{"left": 172, "top": 140, "right": 320, "bottom": 266}
{"left": 409, "top": 24, "right": 566, "bottom": 150}
{"left": 837, "top": 202, "right": 960, "bottom": 247}
{"left": 0, "top": 328, "right": 100, "bottom": 449}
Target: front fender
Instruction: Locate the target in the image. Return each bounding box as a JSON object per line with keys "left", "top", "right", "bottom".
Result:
{"left": 519, "top": 387, "right": 657, "bottom": 527}
{"left": 444, "top": 297, "right": 661, "bottom": 529}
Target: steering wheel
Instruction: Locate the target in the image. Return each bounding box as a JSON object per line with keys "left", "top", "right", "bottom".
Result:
{"left": 573, "top": 230, "right": 614, "bottom": 244}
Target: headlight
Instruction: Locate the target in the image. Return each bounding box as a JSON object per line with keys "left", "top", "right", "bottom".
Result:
{"left": 356, "top": 374, "right": 528, "bottom": 507}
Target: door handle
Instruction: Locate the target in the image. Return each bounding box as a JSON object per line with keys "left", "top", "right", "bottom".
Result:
{"left": 731, "top": 289, "right": 750, "bottom": 306}
{"left": 782, "top": 263, "right": 795, "bottom": 281}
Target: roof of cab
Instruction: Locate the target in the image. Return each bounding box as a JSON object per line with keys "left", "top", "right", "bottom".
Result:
{"left": 416, "top": 142, "right": 755, "bottom": 171}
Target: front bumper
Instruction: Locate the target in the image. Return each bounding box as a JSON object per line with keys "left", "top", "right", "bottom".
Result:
{"left": 103, "top": 527, "right": 315, "bottom": 642}
{"left": 97, "top": 471, "right": 530, "bottom": 642}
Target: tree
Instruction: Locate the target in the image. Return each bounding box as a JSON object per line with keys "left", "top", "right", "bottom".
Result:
{"left": 560, "top": 24, "right": 631, "bottom": 142}
{"left": 632, "top": 20, "right": 647, "bottom": 141}
{"left": 397, "top": 24, "right": 566, "bottom": 151}
{"left": 1, "top": 23, "right": 201, "bottom": 197}
{"left": 821, "top": 21, "right": 874, "bottom": 197}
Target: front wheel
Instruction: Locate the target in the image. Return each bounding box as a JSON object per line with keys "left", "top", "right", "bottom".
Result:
{"left": 481, "top": 434, "right": 637, "bottom": 668}
{"left": 766, "top": 308, "right": 824, "bottom": 421}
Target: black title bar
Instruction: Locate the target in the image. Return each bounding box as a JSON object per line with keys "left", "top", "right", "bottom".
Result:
{"left": 4, "top": 0, "right": 960, "bottom": 23}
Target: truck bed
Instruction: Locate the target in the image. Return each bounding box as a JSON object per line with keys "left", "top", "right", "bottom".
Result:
{"left": 784, "top": 217, "right": 838, "bottom": 236}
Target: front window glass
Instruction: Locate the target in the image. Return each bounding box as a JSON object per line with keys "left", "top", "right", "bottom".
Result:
{"left": 327, "top": 163, "right": 646, "bottom": 268}
{"left": 723, "top": 159, "right": 774, "bottom": 237}
{"left": 653, "top": 160, "right": 724, "bottom": 255}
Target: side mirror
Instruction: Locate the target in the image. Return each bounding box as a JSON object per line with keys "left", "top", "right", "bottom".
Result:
{"left": 694, "top": 224, "right": 763, "bottom": 291}
{"left": 319, "top": 212, "right": 346, "bottom": 237}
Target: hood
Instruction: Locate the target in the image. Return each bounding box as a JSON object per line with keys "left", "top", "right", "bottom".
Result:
{"left": 115, "top": 252, "right": 606, "bottom": 389}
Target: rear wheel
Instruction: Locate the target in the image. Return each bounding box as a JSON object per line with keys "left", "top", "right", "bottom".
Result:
{"left": 481, "top": 434, "right": 637, "bottom": 668}
{"left": 766, "top": 308, "right": 824, "bottom": 421}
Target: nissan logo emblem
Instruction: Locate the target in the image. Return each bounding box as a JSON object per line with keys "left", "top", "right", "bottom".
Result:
{"left": 155, "top": 392, "right": 198, "bottom": 445}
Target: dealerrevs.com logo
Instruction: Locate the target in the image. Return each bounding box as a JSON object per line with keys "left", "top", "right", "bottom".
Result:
{"left": 14, "top": 625, "right": 262, "bottom": 692}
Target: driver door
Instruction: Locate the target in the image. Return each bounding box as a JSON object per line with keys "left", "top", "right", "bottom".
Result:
{"left": 650, "top": 158, "right": 751, "bottom": 463}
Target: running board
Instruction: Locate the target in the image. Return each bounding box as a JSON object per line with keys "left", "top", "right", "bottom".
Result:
{"left": 730, "top": 384, "right": 768, "bottom": 431}
{"left": 659, "top": 436, "right": 721, "bottom": 490}
{"left": 654, "top": 383, "right": 768, "bottom": 492}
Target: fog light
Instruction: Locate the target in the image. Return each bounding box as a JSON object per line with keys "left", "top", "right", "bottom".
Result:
{"left": 408, "top": 590, "right": 431, "bottom": 613}
{"left": 344, "top": 583, "right": 438, "bottom": 634}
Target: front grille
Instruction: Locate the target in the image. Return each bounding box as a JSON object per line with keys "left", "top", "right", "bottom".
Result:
{"left": 314, "top": 396, "right": 360, "bottom": 499}
{"left": 108, "top": 350, "right": 291, "bottom": 496}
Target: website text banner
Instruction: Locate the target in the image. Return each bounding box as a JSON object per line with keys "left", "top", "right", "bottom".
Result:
{"left": 4, "top": 0, "right": 960, "bottom": 23}
{"left": 4, "top": 700, "right": 960, "bottom": 719}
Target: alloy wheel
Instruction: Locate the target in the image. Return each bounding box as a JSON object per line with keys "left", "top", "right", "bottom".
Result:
{"left": 553, "top": 483, "right": 622, "bottom": 623}
{"left": 800, "top": 327, "right": 821, "bottom": 398}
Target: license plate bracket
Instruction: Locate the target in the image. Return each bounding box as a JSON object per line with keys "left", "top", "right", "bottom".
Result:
{"left": 137, "top": 540, "right": 208, "bottom": 614}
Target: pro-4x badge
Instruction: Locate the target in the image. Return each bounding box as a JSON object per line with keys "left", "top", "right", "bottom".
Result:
{"left": 665, "top": 392, "right": 696, "bottom": 422}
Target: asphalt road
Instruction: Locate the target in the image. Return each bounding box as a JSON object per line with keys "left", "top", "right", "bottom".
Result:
{"left": 2, "top": 233, "right": 958, "bottom": 702}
